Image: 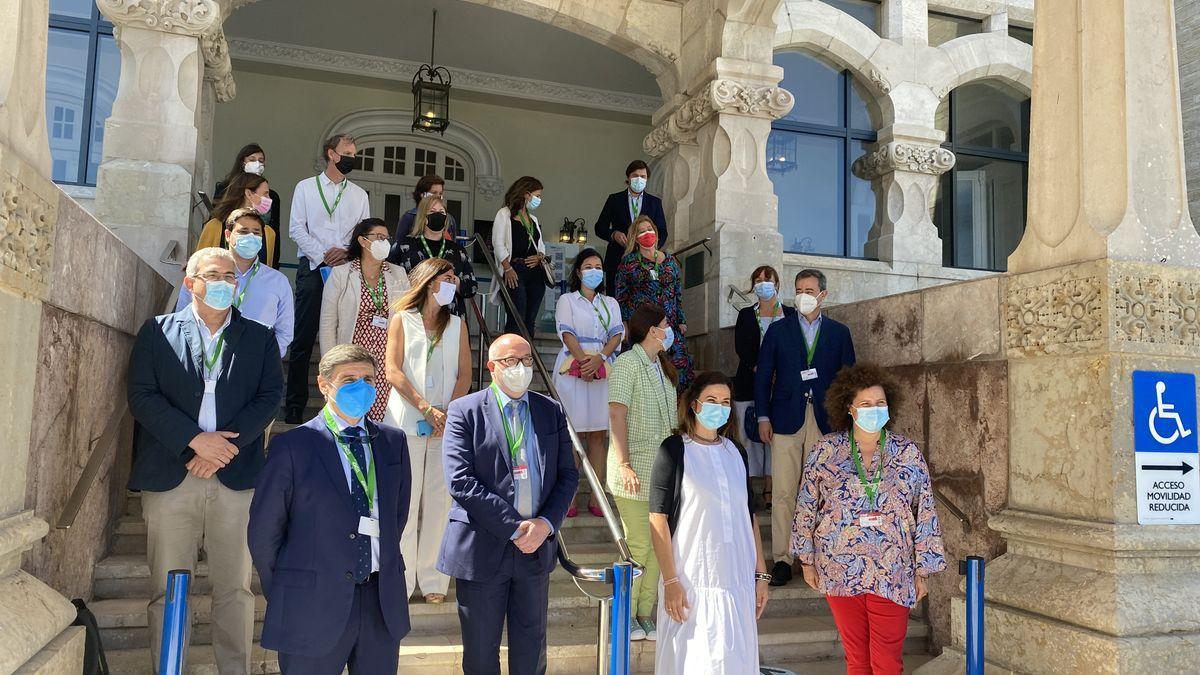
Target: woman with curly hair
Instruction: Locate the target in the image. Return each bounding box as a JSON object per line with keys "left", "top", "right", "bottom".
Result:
{"left": 790, "top": 363, "right": 946, "bottom": 675}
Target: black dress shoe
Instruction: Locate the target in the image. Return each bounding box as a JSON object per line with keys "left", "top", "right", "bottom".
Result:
{"left": 769, "top": 560, "right": 792, "bottom": 587}
{"left": 283, "top": 408, "right": 303, "bottom": 424}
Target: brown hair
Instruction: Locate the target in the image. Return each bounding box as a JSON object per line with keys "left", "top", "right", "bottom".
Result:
{"left": 413, "top": 194, "right": 446, "bottom": 237}
{"left": 676, "top": 371, "right": 738, "bottom": 438}
{"left": 395, "top": 257, "right": 455, "bottom": 338}
{"left": 413, "top": 174, "right": 445, "bottom": 202}
{"left": 624, "top": 214, "right": 659, "bottom": 255}
{"left": 823, "top": 363, "right": 903, "bottom": 432}
{"left": 212, "top": 173, "right": 266, "bottom": 226}
{"left": 625, "top": 159, "right": 650, "bottom": 178}
{"left": 626, "top": 303, "right": 678, "bottom": 386}
{"left": 321, "top": 133, "right": 355, "bottom": 164}
{"left": 751, "top": 265, "right": 780, "bottom": 286}
{"left": 504, "top": 176, "right": 543, "bottom": 215}
{"left": 796, "top": 268, "right": 827, "bottom": 291}
{"left": 223, "top": 208, "right": 265, "bottom": 232}
{"left": 220, "top": 142, "right": 266, "bottom": 187}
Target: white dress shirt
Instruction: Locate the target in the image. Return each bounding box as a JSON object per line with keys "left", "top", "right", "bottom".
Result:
{"left": 191, "top": 303, "right": 231, "bottom": 434}
{"left": 177, "top": 260, "right": 294, "bottom": 356}
{"left": 289, "top": 172, "right": 371, "bottom": 269}
{"left": 328, "top": 408, "right": 381, "bottom": 573}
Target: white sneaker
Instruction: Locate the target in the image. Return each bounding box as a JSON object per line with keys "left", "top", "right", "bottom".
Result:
{"left": 640, "top": 618, "right": 657, "bottom": 641}
{"left": 630, "top": 624, "right": 647, "bottom": 641}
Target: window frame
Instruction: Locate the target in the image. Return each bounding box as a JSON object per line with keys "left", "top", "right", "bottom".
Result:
{"left": 48, "top": 3, "right": 115, "bottom": 186}
{"left": 770, "top": 64, "right": 878, "bottom": 259}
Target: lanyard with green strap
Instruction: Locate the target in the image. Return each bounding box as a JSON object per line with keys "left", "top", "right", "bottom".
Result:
{"left": 322, "top": 407, "right": 377, "bottom": 511}
{"left": 629, "top": 194, "right": 640, "bottom": 219}
{"left": 420, "top": 235, "right": 448, "bottom": 260}
{"left": 754, "top": 300, "right": 783, "bottom": 341}
{"left": 363, "top": 267, "right": 386, "bottom": 313}
{"left": 426, "top": 332, "right": 441, "bottom": 363}
{"left": 233, "top": 262, "right": 260, "bottom": 309}
{"left": 801, "top": 323, "right": 821, "bottom": 366}
{"left": 589, "top": 294, "right": 612, "bottom": 334}
{"left": 199, "top": 330, "right": 226, "bottom": 375}
{"left": 848, "top": 427, "right": 887, "bottom": 510}
{"left": 517, "top": 212, "right": 539, "bottom": 255}
{"left": 490, "top": 381, "right": 526, "bottom": 463}
{"left": 316, "top": 177, "right": 347, "bottom": 217}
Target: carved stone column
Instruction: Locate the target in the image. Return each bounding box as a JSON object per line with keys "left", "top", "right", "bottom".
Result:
{"left": 853, "top": 131, "right": 954, "bottom": 268}
{"left": 94, "top": 0, "right": 234, "bottom": 281}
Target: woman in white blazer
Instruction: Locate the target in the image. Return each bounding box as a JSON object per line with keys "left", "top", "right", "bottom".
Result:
{"left": 490, "top": 175, "right": 548, "bottom": 334}
{"left": 318, "top": 217, "right": 411, "bottom": 421}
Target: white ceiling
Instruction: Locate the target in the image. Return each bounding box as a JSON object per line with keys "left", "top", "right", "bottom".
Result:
{"left": 224, "top": 0, "right": 662, "bottom": 97}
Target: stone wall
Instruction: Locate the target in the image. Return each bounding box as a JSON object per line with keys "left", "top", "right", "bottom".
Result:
{"left": 1176, "top": 0, "right": 1200, "bottom": 232}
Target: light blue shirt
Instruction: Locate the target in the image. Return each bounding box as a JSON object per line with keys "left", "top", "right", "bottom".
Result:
{"left": 177, "top": 260, "right": 294, "bottom": 356}
{"left": 799, "top": 311, "right": 823, "bottom": 355}
{"left": 327, "top": 407, "right": 380, "bottom": 573}
{"left": 492, "top": 386, "right": 555, "bottom": 540}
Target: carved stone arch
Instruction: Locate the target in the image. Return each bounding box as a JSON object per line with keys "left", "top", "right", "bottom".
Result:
{"left": 934, "top": 32, "right": 1033, "bottom": 101}
{"left": 319, "top": 110, "right": 504, "bottom": 201}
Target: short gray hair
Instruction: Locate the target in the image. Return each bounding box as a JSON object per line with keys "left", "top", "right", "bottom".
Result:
{"left": 319, "top": 344, "right": 376, "bottom": 380}
{"left": 186, "top": 247, "right": 236, "bottom": 277}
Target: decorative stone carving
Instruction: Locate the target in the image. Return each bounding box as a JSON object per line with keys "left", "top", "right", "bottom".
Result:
{"left": 1112, "top": 275, "right": 1200, "bottom": 346}
{"left": 98, "top": 0, "right": 220, "bottom": 36}
{"left": 200, "top": 28, "right": 236, "bottom": 103}
{"left": 711, "top": 80, "right": 795, "bottom": 117}
{"left": 0, "top": 168, "right": 56, "bottom": 295}
{"left": 1005, "top": 277, "right": 1104, "bottom": 351}
{"left": 853, "top": 141, "right": 956, "bottom": 180}
{"left": 643, "top": 79, "right": 794, "bottom": 157}
{"left": 476, "top": 176, "right": 504, "bottom": 201}
{"left": 867, "top": 67, "right": 892, "bottom": 94}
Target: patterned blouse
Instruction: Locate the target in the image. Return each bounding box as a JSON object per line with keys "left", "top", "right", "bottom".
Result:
{"left": 790, "top": 431, "right": 946, "bottom": 608}
{"left": 613, "top": 250, "right": 695, "bottom": 389}
{"left": 606, "top": 344, "right": 678, "bottom": 501}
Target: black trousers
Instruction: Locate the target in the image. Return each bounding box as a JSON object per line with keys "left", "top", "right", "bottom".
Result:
{"left": 504, "top": 264, "right": 547, "bottom": 335}
{"left": 276, "top": 576, "right": 399, "bottom": 675}
{"left": 456, "top": 546, "right": 550, "bottom": 675}
{"left": 286, "top": 257, "right": 324, "bottom": 415}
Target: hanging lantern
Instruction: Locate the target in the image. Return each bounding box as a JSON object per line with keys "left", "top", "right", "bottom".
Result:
{"left": 412, "top": 11, "right": 451, "bottom": 135}
{"left": 559, "top": 218, "right": 576, "bottom": 243}
{"left": 573, "top": 217, "right": 588, "bottom": 244}
{"left": 766, "top": 132, "right": 798, "bottom": 174}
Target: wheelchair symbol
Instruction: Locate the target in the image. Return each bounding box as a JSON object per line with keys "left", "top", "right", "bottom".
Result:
{"left": 1149, "top": 381, "right": 1195, "bottom": 445}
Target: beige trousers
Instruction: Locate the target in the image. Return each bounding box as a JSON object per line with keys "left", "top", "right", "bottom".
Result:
{"left": 142, "top": 474, "right": 254, "bottom": 675}
{"left": 770, "top": 400, "right": 823, "bottom": 564}
{"left": 402, "top": 435, "right": 452, "bottom": 596}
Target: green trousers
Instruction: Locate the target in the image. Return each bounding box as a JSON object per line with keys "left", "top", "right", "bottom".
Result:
{"left": 613, "top": 495, "right": 660, "bottom": 619}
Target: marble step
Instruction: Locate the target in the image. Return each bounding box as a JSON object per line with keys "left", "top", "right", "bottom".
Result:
{"left": 101, "top": 615, "right": 930, "bottom": 674}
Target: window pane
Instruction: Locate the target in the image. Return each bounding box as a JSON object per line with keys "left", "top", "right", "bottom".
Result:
{"left": 952, "top": 82, "right": 1030, "bottom": 153}
{"left": 821, "top": 0, "right": 880, "bottom": 33}
{"left": 928, "top": 12, "right": 983, "bottom": 47}
{"left": 45, "top": 28, "right": 89, "bottom": 183}
{"left": 848, "top": 77, "right": 874, "bottom": 132}
{"left": 86, "top": 34, "right": 120, "bottom": 184}
{"left": 935, "top": 155, "right": 1026, "bottom": 270}
{"left": 848, "top": 141, "right": 876, "bottom": 258}
{"left": 770, "top": 130, "right": 844, "bottom": 255}
{"left": 50, "top": 0, "right": 93, "bottom": 19}
{"left": 776, "top": 51, "right": 841, "bottom": 127}
{"left": 1009, "top": 27, "right": 1033, "bottom": 46}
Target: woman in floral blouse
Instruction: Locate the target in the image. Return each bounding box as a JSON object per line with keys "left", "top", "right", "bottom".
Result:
{"left": 614, "top": 215, "right": 695, "bottom": 389}
{"left": 791, "top": 363, "right": 945, "bottom": 675}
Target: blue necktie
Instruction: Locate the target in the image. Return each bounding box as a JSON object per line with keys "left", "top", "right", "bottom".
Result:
{"left": 345, "top": 428, "right": 373, "bottom": 583}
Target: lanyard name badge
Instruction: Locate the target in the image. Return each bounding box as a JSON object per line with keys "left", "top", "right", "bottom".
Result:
{"left": 199, "top": 328, "right": 226, "bottom": 393}
{"left": 322, "top": 407, "right": 379, "bottom": 537}
{"left": 233, "top": 262, "right": 260, "bottom": 309}
{"left": 316, "top": 176, "right": 348, "bottom": 217}
{"left": 850, "top": 427, "right": 887, "bottom": 528}
{"left": 591, "top": 295, "right": 612, "bottom": 335}
{"left": 491, "top": 382, "right": 530, "bottom": 480}
{"left": 518, "top": 212, "right": 538, "bottom": 256}
{"left": 629, "top": 194, "right": 640, "bottom": 220}
{"left": 754, "top": 300, "right": 782, "bottom": 342}
{"left": 365, "top": 269, "right": 389, "bottom": 328}
{"left": 425, "top": 333, "right": 441, "bottom": 389}
{"left": 800, "top": 321, "right": 821, "bottom": 382}
{"left": 420, "top": 235, "right": 448, "bottom": 261}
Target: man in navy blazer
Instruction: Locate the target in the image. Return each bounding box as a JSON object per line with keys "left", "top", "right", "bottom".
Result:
{"left": 754, "top": 268, "right": 856, "bottom": 587}
{"left": 248, "top": 344, "right": 412, "bottom": 673}
{"left": 127, "top": 247, "right": 283, "bottom": 674}
{"left": 593, "top": 159, "right": 668, "bottom": 282}
{"left": 438, "top": 333, "right": 578, "bottom": 675}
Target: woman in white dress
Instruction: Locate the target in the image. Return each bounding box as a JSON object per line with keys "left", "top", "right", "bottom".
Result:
{"left": 553, "top": 248, "right": 624, "bottom": 517}
{"left": 648, "top": 371, "right": 771, "bottom": 674}
{"left": 383, "top": 257, "right": 473, "bottom": 604}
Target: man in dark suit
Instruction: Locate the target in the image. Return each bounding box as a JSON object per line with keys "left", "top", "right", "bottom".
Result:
{"left": 754, "top": 268, "right": 856, "bottom": 587}
{"left": 248, "top": 344, "right": 412, "bottom": 674}
{"left": 127, "top": 247, "right": 283, "bottom": 674}
{"left": 438, "top": 333, "right": 579, "bottom": 675}
{"left": 593, "top": 159, "right": 668, "bottom": 282}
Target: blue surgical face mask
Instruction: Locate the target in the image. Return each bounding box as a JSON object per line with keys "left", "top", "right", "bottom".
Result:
{"left": 696, "top": 402, "right": 731, "bottom": 431}
{"left": 629, "top": 176, "right": 647, "bottom": 194}
{"left": 753, "top": 281, "right": 776, "bottom": 300}
{"left": 201, "top": 280, "right": 235, "bottom": 311}
{"left": 527, "top": 195, "right": 542, "bottom": 211}
{"left": 581, "top": 268, "right": 604, "bottom": 290}
{"left": 660, "top": 326, "right": 674, "bottom": 351}
{"left": 334, "top": 378, "right": 377, "bottom": 420}
{"left": 232, "top": 233, "right": 262, "bottom": 260}
{"left": 854, "top": 406, "right": 890, "bottom": 434}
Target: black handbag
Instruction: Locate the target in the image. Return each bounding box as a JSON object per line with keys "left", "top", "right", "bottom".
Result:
{"left": 744, "top": 404, "right": 763, "bottom": 444}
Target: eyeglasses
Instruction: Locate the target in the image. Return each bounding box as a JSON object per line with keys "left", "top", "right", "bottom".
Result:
{"left": 362, "top": 233, "right": 391, "bottom": 242}
{"left": 494, "top": 356, "right": 535, "bottom": 368}
{"left": 195, "top": 273, "right": 237, "bottom": 283}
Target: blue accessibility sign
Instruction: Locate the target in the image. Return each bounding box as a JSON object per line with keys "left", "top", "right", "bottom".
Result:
{"left": 1132, "top": 371, "right": 1197, "bottom": 454}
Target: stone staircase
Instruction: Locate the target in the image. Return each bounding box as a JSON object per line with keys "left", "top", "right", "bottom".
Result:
{"left": 92, "top": 489, "right": 931, "bottom": 674}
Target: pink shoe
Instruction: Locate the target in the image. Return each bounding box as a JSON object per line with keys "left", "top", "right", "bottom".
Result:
{"left": 588, "top": 504, "right": 604, "bottom": 518}
{"left": 567, "top": 506, "right": 579, "bottom": 518}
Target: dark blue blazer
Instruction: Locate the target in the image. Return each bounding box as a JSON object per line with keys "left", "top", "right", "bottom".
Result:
{"left": 594, "top": 190, "right": 667, "bottom": 273}
{"left": 127, "top": 307, "right": 283, "bottom": 492}
{"left": 438, "top": 389, "right": 579, "bottom": 581}
{"left": 248, "top": 415, "right": 412, "bottom": 657}
{"left": 754, "top": 314, "right": 856, "bottom": 436}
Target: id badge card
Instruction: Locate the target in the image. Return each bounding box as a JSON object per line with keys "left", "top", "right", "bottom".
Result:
{"left": 204, "top": 379, "right": 216, "bottom": 394}
{"left": 801, "top": 368, "right": 819, "bottom": 381}
{"left": 371, "top": 315, "right": 389, "bottom": 329}
{"left": 513, "top": 464, "right": 529, "bottom": 480}
{"left": 358, "top": 516, "right": 380, "bottom": 537}
{"left": 858, "top": 512, "right": 884, "bottom": 528}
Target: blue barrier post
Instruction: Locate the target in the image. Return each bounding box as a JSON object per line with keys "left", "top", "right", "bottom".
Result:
{"left": 158, "top": 569, "right": 192, "bottom": 675}
{"left": 961, "top": 556, "right": 985, "bottom": 675}
{"left": 609, "top": 561, "right": 633, "bottom": 675}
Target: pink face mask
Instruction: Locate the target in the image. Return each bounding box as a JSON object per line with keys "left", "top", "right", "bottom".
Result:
{"left": 254, "top": 195, "right": 273, "bottom": 215}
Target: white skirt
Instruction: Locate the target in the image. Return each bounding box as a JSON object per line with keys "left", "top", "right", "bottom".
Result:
{"left": 552, "top": 354, "right": 610, "bottom": 432}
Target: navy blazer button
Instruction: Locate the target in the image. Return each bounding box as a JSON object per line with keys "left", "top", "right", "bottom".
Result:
{"left": 345, "top": 572, "right": 353, "bottom": 580}
{"left": 349, "top": 533, "right": 356, "bottom": 539}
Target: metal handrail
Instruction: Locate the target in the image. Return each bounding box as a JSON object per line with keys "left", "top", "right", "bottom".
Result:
{"left": 673, "top": 235, "right": 712, "bottom": 258}
{"left": 726, "top": 283, "right": 755, "bottom": 309}
{"left": 465, "top": 296, "right": 492, "bottom": 393}
{"left": 466, "top": 234, "right": 641, "bottom": 587}
{"left": 934, "top": 488, "right": 971, "bottom": 531}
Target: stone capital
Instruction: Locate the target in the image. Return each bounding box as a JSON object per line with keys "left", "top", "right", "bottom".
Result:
{"left": 98, "top": 0, "right": 221, "bottom": 37}
{"left": 643, "top": 78, "right": 794, "bottom": 157}
{"left": 200, "top": 27, "right": 236, "bottom": 102}
{"left": 852, "top": 140, "right": 956, "bottom": 181}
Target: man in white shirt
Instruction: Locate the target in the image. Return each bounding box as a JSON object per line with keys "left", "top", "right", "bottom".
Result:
{"left": 285, "top": 133, "right": 372, "bottom": 423}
